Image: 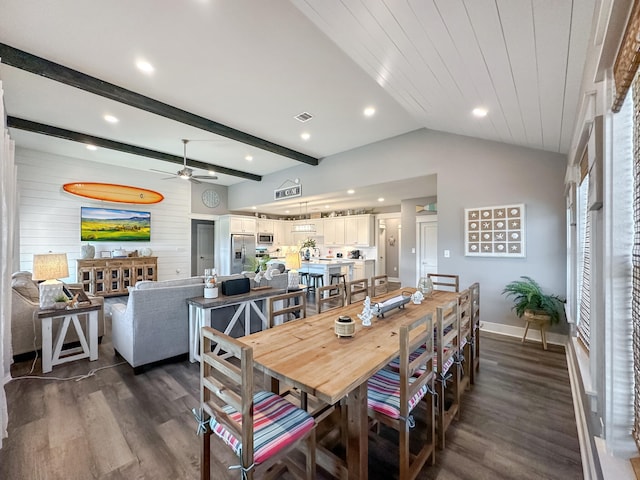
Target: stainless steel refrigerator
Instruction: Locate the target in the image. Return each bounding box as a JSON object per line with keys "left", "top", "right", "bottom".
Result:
{"left": 230, "top": 234, "right": 256, "bottom": 274}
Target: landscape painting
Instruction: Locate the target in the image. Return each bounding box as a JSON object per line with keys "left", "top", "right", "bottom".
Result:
{"left": 81, "top": 207, "right": 151, "bottom": 242}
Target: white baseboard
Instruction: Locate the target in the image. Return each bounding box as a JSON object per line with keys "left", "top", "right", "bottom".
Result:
{"left": 480, "top": 321, "right": 568, "bottom": 346}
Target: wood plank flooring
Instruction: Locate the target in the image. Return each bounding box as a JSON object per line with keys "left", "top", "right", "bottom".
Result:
{"left": 0, "top": 293, "right": 582, "bottom": 479}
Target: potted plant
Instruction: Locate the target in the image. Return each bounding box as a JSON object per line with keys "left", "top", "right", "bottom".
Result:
{"left": 53, "top": 294, "right": 69, "bottom": 310}
{"left": 300, "top": 238, "right": 316, "bottom": 261}
{"left": 502, "top": 276, "right": 565, "bottom": 324}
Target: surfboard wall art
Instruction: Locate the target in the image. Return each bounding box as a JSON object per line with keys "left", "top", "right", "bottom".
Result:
{"left": 63, "top": 182, "right": 164, "bottom": 204}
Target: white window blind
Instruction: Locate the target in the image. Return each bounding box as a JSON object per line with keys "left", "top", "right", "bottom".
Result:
{"left": 577, "top": 176, "right": 591, "bottom": 350}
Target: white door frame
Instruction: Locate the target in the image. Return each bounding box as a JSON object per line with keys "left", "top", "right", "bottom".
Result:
{"left": 377, "top": 213, "right": 401, "bottom": 281}
{"left": 416, "top": 215, "right": 438, "bottom": 286}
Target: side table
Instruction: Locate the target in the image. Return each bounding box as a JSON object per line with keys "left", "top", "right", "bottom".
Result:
{"left": 38, "top": 303, "right": 102, "bottom": 373}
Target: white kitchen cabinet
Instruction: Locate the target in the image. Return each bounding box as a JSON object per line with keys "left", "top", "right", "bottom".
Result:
{"left": 273, "top": 220, "right": 292, "bottom": 246}
{"left": 323, "top": 217, "right": 345, "bottom": 245}
{"left": 349, "top": 259, "right": 375, "bottom": 281}
{"left": 256, "top": 219, "right": 274, "bottom": 233}
{"left": 229, "top": 215, "right": 256, "bottom": 234}
{"left": 344, "top": 215, "right": 374, "bottom": 246}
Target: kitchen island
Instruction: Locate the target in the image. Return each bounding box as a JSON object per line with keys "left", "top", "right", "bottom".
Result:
{"left": 300, "top": 259, "right": 354, "bottom": 289}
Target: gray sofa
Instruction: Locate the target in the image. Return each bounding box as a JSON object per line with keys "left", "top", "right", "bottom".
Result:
{"left": 111, "top": 276, "right": 206, "bottom": 370}
{"left": 111, "top": 272, "right": 290, "bottom": 371}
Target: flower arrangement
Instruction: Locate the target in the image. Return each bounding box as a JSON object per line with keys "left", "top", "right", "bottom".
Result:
{"left": 301, "top": 237, "right": 316, "bottom": 248}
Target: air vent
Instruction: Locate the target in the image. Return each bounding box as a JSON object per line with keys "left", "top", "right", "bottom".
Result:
{"left": 294, "top": 112, "right": 313, "bottom": 123}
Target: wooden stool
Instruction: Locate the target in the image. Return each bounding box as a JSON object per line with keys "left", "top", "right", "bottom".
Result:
{"left": 299, "top": 272, "right": 309, "bottom": 286}
{"left": 329, "top": 272, "right": 347, "bottom": 296}
{"left": 522, "top": 311, "right": 550, "bottom": 350}
{"left": 307, "top": 273, "right": 324, "bottom": 295}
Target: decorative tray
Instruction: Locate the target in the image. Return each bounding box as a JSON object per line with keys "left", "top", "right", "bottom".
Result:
{"left": 251, "top": 286, "right": 272, "bottom": 291}
{"left": 372, "top": 292, "right": 412, "bottom": 318}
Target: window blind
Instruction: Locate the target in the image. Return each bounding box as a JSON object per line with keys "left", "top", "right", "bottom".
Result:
{"left": 578, "top": 178, "right": 591, "bottom": 351}
{"left": 632, "top": 69, "right": 640, "bottom": 451}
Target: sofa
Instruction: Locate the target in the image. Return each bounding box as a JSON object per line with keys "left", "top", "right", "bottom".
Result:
{"left": 11, "top": 271, "right": 105, "bottom": 358}
{"left": 111, "top": 276, "right": 206, "bottom": 370}
{"left": 111, "top": 272, "right": 291, "bottom": 371}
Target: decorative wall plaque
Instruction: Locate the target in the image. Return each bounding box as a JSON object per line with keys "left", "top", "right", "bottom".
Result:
{"left": 465, "top": 204, "right": 525, "bottom": 257}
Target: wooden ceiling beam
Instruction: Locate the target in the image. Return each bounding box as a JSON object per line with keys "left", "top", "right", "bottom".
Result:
{"left": 7, "top": 116, "right": 262, "bottom": 182}
{"left": 0, "top": 42, "right": 319, "bottom": 166}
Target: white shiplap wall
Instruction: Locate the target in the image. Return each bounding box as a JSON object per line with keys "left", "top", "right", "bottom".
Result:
{"left": 16, "top": 148, "right": 192, "bottom": 282}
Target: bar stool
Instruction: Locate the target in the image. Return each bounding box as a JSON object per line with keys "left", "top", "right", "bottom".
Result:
{"left": 307, "top": 273, "right": 324, "bottom": 296}
{"left": 299, "top": 271, "right": 309, "bottom": 286}
{"left": 329, "top": 272, "right": 347, "bottom": 297}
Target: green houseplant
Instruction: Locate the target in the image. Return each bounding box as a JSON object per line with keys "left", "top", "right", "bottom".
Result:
{"left": 502, "top": 276, "right": 565, "bottom": 324}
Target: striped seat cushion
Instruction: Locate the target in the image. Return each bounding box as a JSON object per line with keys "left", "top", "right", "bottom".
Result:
{"left": 368, "top": 368, "right": 428, "bottom": 419}
{"left": 208, "top": 390, "right": 314, "bottom": 464}
{"left": 387, "top": 346, "right": 428, "bottom": 376}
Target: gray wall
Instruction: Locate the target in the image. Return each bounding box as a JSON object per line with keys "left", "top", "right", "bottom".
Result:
{"left": 229, "top": 128, "right": 567, "bottom": 332}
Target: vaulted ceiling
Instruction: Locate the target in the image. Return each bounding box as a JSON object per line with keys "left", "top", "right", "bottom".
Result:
{"left": 0, "top": 0, "right": 595, "bottom": 205}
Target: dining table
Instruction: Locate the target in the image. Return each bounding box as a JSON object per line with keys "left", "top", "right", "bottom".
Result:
{"left": 241, "top": 288, "right": 459, "bottom": 480}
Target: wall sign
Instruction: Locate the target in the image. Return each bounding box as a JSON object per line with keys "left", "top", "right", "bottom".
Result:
{"left": 465, "top": 203, "right": 525, "bottom": 257}
{"left": 274, "top": 184, "right": 301, "bottom": 200}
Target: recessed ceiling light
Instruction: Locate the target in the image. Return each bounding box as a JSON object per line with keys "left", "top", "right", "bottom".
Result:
{"left": 245, "top": 155, "right": 253, "bottom": 161}
{"left": 86, "top": 145, "right": 97, "bottom": 151}
{"left": 378, "top": 197, "right": 385, "bottom": 202}
{"left": 347, "top": 189, "right": 355, "bottom": 195}
{"left": 208, "top": 170, "right": 216, "bottom": 176}
{"left": 251, "top": 206, "right": 257, "bottom": 210}
{"left": 472, "top": 107, "right": 488, "bottom": 117}
{"left": 300, "top": 132, "right": 311, "bottom": 141}
{"left": 324, "top": 205, "right": 329, "bottom": 209}
{"left": 104, "top": 114, "right": 119, "bottom": 124}
{"left": 285, "top": 210, "right": 290, "bottom": 214}
{"left": 364, "top": 106, "right": 376, "bottom": 117}
{"left": 136, "top": 60, "right": 154, "bottom": 74}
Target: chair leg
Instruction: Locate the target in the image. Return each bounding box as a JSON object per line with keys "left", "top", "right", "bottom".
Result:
{"left": 201, "top": 429, "right": 211, "bottom": 480}
{"left": 306, "top": 429, "right": 316, "bottom": 480}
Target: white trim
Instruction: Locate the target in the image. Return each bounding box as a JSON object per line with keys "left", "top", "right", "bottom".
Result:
{"left": 480, "top": 321, "right": 568, "bottom": 346}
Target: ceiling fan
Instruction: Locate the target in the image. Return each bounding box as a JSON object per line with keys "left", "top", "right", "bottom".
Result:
{"left": 151, "top": 139, "right": 218, "bottom": 184}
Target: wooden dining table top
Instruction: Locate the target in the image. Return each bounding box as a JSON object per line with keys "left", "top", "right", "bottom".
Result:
{"left": 242, "top": 288, "right": 458, "bottom": 405}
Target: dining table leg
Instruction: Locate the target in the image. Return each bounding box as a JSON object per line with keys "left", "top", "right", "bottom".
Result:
{"left": 346, "top": 382, "right": 368, "bottom": 480}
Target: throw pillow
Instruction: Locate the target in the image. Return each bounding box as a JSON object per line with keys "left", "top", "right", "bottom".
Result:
{"left": 11, "top": 272, "right": 39, "bottom": 302}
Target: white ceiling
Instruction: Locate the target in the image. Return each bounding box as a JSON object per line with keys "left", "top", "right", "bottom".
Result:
{"left": 0, "top": 0, "right": 595, "bottom": 213}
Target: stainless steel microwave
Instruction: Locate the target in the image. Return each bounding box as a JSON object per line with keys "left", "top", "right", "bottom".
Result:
{"left": 258, "top": 233, "right": 274, "bottom": 244}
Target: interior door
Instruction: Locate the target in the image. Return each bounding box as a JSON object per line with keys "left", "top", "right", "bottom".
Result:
{"left": 192, "top": 220, "right": 214, "bottom": 276}
{"left": 418, "top": 221, "right": 438, "bottom": 282}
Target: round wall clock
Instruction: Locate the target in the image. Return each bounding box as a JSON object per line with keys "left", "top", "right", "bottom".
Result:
{"left": 202, "top": 189, "right": 221, "bottom": 208}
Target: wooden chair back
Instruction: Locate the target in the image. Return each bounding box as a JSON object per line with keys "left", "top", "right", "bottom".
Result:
{"left": 267, "top": 290, "right": 306, "bottom": 327}
{"left": 316, "top": 283, "right": 345, "bottom": 313}
{"left": 435, "top": 299, "right": 460, "bottom": 449}
{"left": 457, "top": 288, "right": 472, "bottom": 391}
{"left": 368, "top": 313, "right": 436, "bottom": 479}
{"left": 370, "top": 274, "right": 389, "bottom": 297}
{"left": 470, "top": 282, "right": 480, "bottom": 383}
{"left": 346, "top": 278, "right": 369, "bottom": 304}
{"left": 427, "top": 273, "right": 460, "bottom": 292}
{"left": 200, "top": 327, "right": 255, "bottom": 478}
{"left": 200, "top": 327, "right": 316, "bottom": 479}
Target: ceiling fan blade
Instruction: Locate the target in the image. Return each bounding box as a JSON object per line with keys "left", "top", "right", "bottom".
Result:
{"left": 150, "top": 168, "right": 177, "bottom": 176}
{"left": 188, "top": 177, "right": 202, "bottom": 184}
{"left": 192, "top": 174, "right": 219, "bottom": 180}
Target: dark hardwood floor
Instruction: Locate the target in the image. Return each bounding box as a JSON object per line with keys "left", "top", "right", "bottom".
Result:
{"left": 0, "top": 292, "right": 582, "bottom": 479}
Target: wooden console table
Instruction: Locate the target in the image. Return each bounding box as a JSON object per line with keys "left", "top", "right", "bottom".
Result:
{"left": 77, "top": 257, "right": 157, "bottom": 297}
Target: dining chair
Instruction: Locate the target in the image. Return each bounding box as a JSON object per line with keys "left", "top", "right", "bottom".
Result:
{"left": 266, "top": 290, "right": 306, "bottom": 327}
{"left": 367, "top": 313, "right": 436, "bottom": 480}
{"left": 370, "top": 274, "right": 389, "bottom": 297}
{"left": 315, "top": 283, "right": 345, "bottom": 313}
{"left": 427, "top": 273, "right": 460, "bottom": 292}
{"left": 457, "top": 288, "right": 472, "bottom": 393}
{"left": 469, "top": 282, "right": 480, "bottom": 384}
{"left": 346, "top": 278, "right": 369, "bottom": 304}
{"left": 435, "top": 299, "right": 460, "bottom": 450}
{"left": 199, "top": 326, "right": 316, "bottom": 480}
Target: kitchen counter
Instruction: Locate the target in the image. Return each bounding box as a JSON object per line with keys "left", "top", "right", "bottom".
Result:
{"left": 299, "top": 260, "right": 354, "bottom": 288}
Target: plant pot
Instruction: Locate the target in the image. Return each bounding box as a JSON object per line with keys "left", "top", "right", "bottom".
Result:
{"left": 204, "top": 287, "right": 218, "bottom": 299}
{"left": 54, "top": 302, "right": 68, "bottom": 310}
{"left": 524, "top": 310, "right": 551, "bottom": 322}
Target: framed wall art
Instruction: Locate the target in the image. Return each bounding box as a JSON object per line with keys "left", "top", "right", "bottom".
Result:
{"left": 465, "top": 203, "right": 525, "bottom": 257}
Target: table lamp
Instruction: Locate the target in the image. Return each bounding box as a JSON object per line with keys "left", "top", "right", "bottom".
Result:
{"left": 285, "top": 252, "right": 301, "bottom": 289}
{"left": 33, "top": 253, "right": 69, "bottom": 309}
